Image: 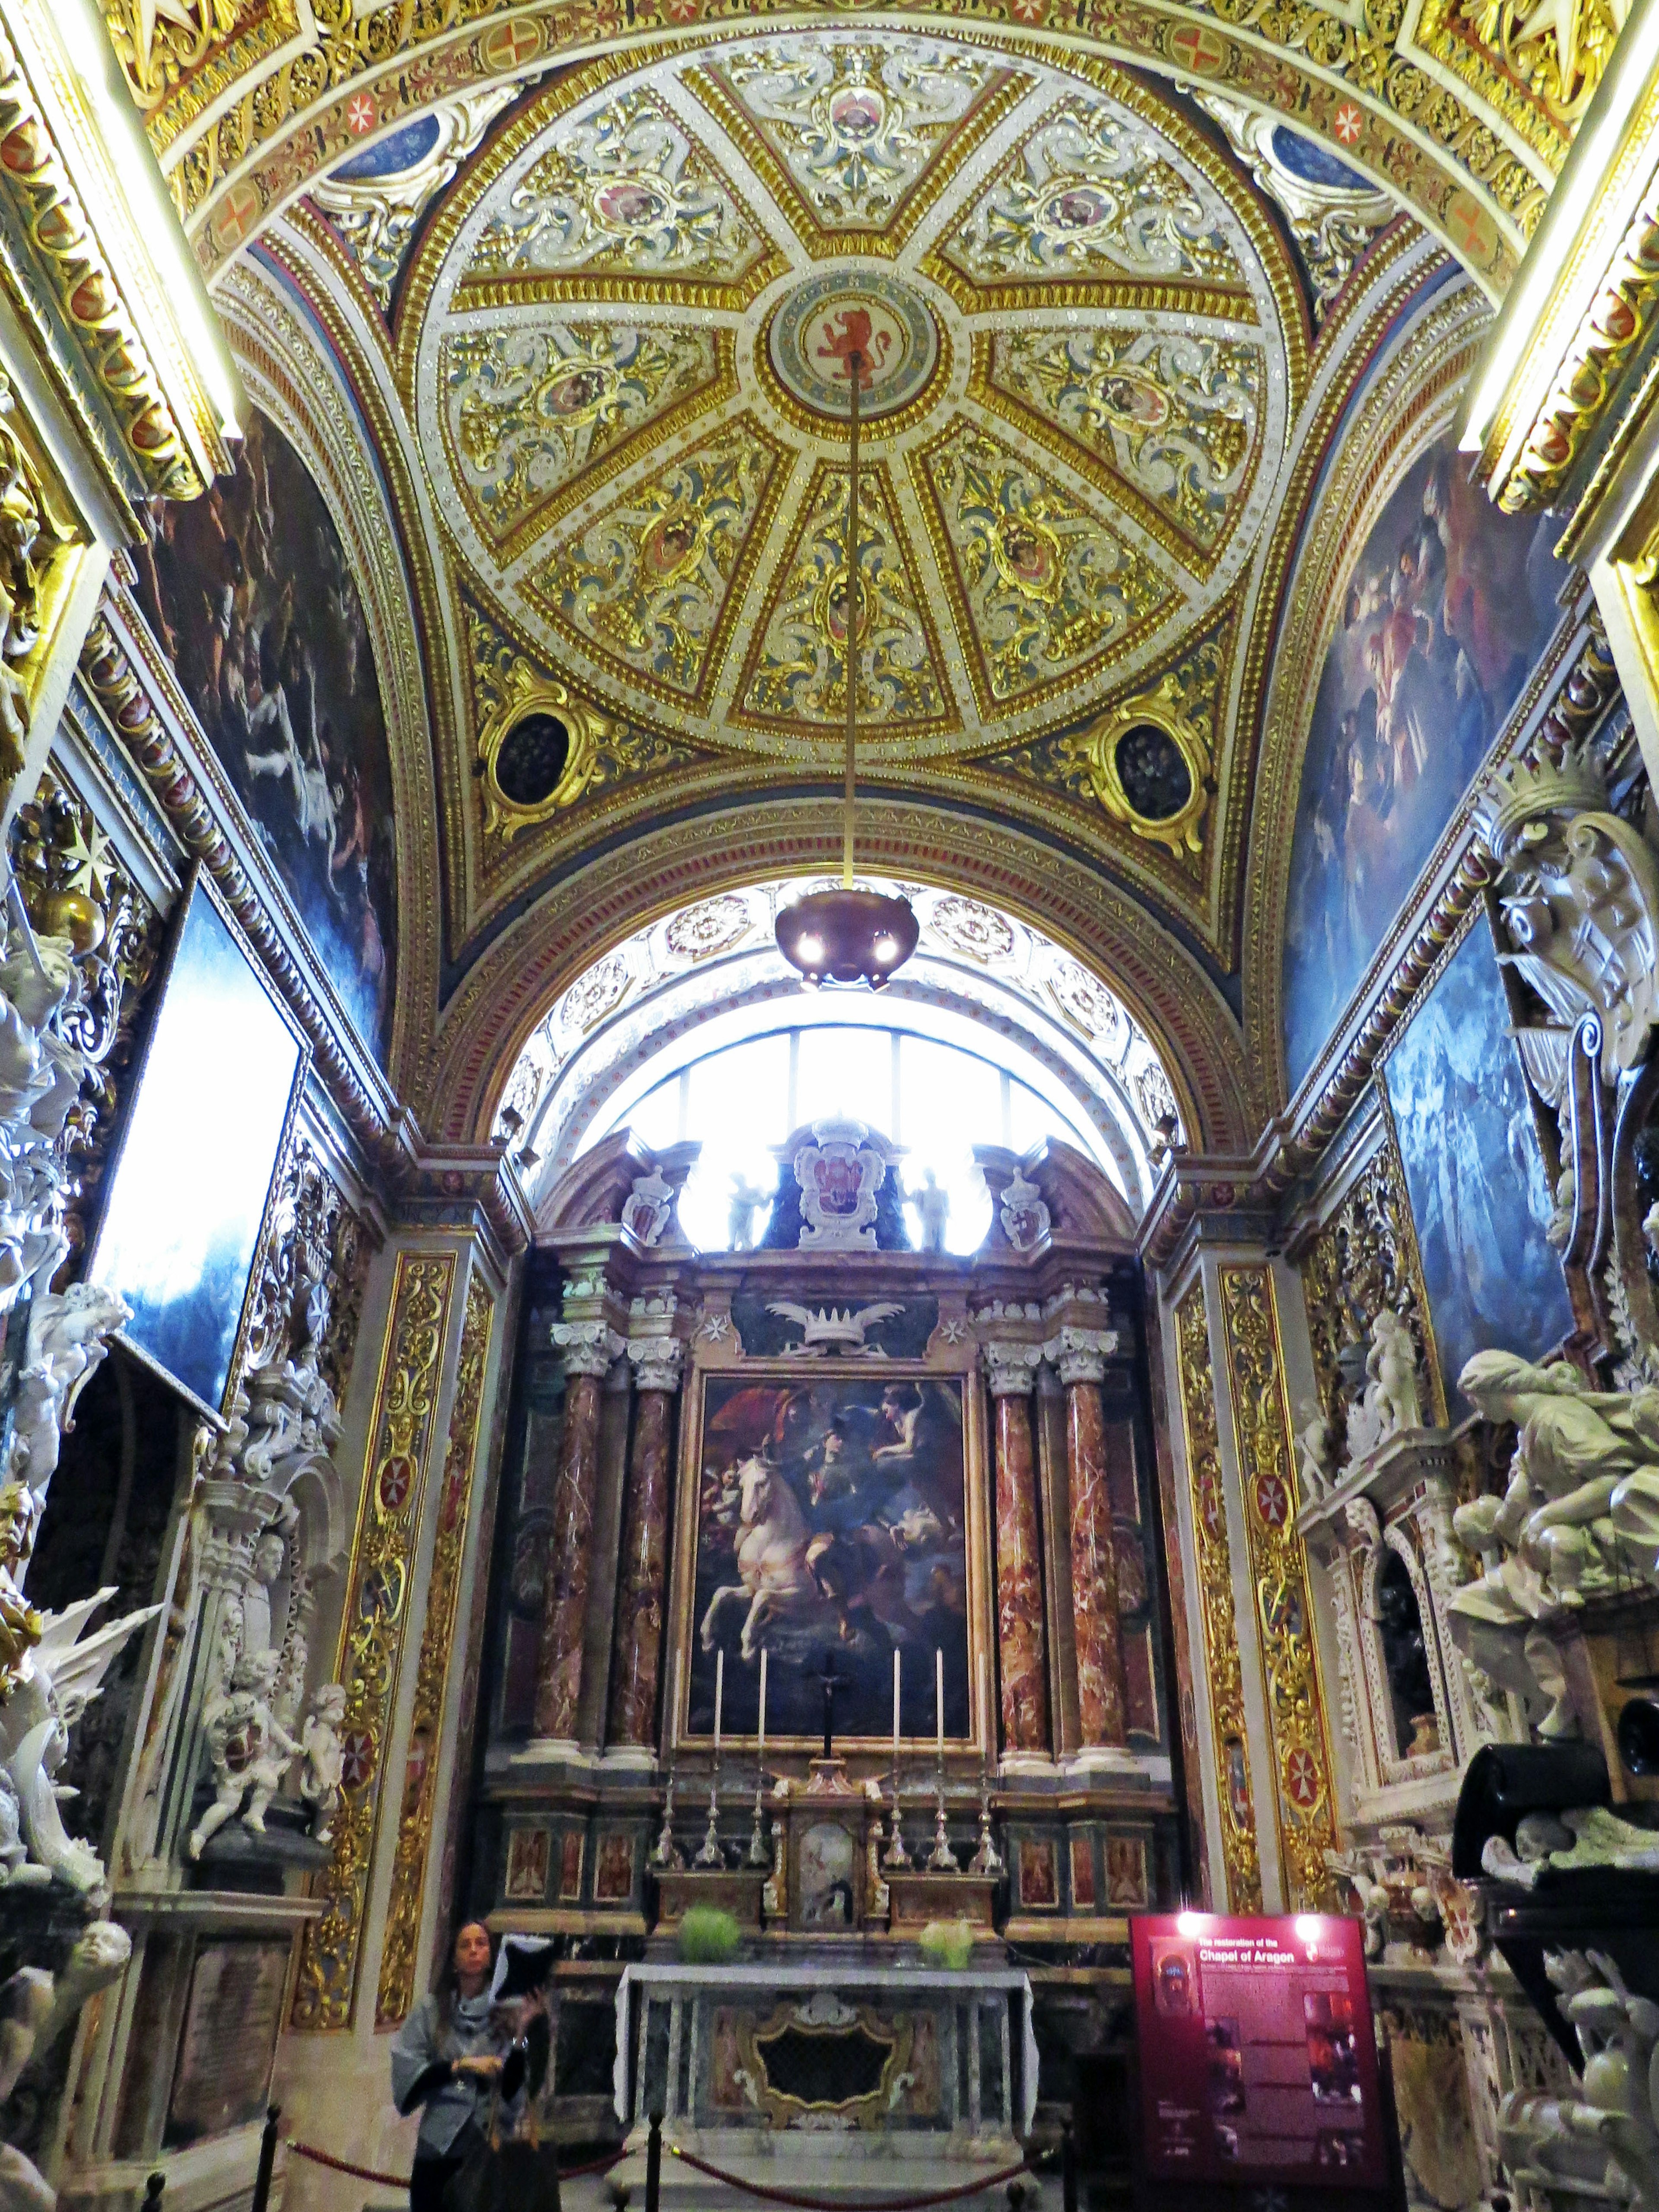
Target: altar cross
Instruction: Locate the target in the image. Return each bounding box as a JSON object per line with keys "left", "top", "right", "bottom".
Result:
{"left": 815, "top": 1649, "right": 850, "bottom": 1759}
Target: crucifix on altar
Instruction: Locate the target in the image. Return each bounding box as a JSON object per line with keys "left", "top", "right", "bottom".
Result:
{"left": 814, "top": 1648, "right": 850, "bottom": 1761}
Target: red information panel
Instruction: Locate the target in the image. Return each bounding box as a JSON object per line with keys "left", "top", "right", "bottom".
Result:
{"left": 1132, "top": 1912, "right": 1386, "bottom": 2190}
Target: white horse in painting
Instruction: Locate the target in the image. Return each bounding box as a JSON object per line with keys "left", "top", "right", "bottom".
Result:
{"left": 700, "top": 1454, "right": 819, "bottom": 1660}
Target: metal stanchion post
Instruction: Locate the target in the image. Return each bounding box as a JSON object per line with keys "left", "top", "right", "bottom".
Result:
{"left": 251, "top": 2105, "right": 280, "bottom": 2212}
{"left": 142, "top": 2174, "right": 165, "bottom": 2212}
{"left": 1062, "top": 2117, "right": 1078, "bottom": 2212}
{"left": 645, "top": 2112, "right": 662, "bottom": 2212}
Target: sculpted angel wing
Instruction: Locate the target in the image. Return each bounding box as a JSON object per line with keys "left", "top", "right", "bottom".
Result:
{"left": 851, "top": 1304, "right": 903, "bottom": 1332}
{"left": 766, "top": 1302, "right": 816, "bottom": 1329}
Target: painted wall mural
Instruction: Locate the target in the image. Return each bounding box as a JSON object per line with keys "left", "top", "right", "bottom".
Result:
{"left": 130, "top": 406, "right": 399, "bottom": 1065}
{"left": 1382, "top": 915, "right": 1574, "bottom": 1411}
{"left": 687, "top": 1374, "right": 970, "bottom": 1743}
{"left": 1281, "top": 429, "right": 1562, "bottom": 1090}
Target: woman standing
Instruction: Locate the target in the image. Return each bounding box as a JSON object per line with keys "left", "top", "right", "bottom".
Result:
{"left": 390, "top": 1923, "right": 549, "bottom": 2212}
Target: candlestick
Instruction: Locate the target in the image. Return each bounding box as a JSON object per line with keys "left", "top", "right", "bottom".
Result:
{"left": 758, "top": 1646, "right": 768, "bottom": 1766}
{"left": 696, "top": 1740, "right": 723, "bottom": 1868}
{"left": 886, "top": 1645, "right": 908, "bottom": 1869}
{"left": 652, "top": 1767, "right": 684, "bottom": 1870}
{"left": 927, "top": 1760, "right": 959, "bottom": 1872}
{"left": 714, "top": 1646, "right": 724, "bottom": 1754}
{"left": 893, "top": 1648, "right": 901, "bottom": 1758}
{"left": 979, "top": 1651, "right": 989, "bottom": 1752}
{"left": 935, "top": 1646, "right": 944, "bottom": 1760}
{"left": 969, "top": 1767, "right": 1003, "bottom": 1877}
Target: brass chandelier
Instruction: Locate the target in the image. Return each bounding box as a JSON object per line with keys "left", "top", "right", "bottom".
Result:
{"left": 774, "top": 346, "right": 919, "bottom": 991}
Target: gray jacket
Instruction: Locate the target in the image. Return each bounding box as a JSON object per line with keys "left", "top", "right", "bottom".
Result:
{"left": 390, "top": 1992, "right": 526, "bottom": 2161}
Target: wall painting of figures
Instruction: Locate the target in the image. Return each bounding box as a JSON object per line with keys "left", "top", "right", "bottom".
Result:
{"left": 130, "top": 406, "right": 398, "bottom": 1067}
{"left": 684, "top": 1374, "right": 973, "bottom": 1744}
{"left": 1281, "top": 429, "right": 1563, "bottom": 1091}
{"left": 1382, "top": 914, "right": 1574, "bottom": 1414}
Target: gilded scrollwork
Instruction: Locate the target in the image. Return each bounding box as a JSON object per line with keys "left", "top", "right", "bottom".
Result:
{"left": 375, "top": 1270, "right": 493, "bottom": 2028}
{"left": 290, "top": 1250, "right": 456, "bottom": 2032}
{"left": 1217, "top": 1264, "right": 1343, "bottom": 1912}
{"left": 1174, "top": 1282, "right": 1263, "bottom": 1913}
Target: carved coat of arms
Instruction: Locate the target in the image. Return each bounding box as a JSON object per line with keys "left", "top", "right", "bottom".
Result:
{"left": 793, "top": 1118, "right": 885, "bottom": 1250}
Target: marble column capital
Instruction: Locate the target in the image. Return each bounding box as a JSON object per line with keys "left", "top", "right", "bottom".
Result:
{"left": 1043, "top": 1326, "right": 1121, "bottom": 1389}
{"left": 983, "top": 1341, "right": 1044, "bottom": 1398}
{"left": 551, "top": 1318, "right": 627, "bottom": 1377}
{"left": 627, "top": 1336, "right": 685, "bottom": 1395}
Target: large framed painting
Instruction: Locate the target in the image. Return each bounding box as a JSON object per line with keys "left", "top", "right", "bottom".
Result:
{"left": 85, "top": 868, "right": 307, "bottom": 1419}
{"left": 1382, "top": 912, "right": 1574, "bottom": 1415}
{"left": 1281, "top": 428, "right": 1563, "bottom": 1090}
{"left": 679, "top": 1373, "right": 975, "bottom": 1745}
{"left": 130, "top": 404, "right": 398, "bottom": 1066}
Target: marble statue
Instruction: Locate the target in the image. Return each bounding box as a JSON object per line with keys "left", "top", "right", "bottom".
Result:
{"left": 727, "top": 1174, "right": 769, "bottom": 1251}
{"left": 1342, "top": 1307, "right": 1424, "bottom": 1465}
{"left": 1000, "top": 1168, "right": 1049, "bottom": 1253}
{"left": 187, "top": 1649, "right": 301, "bottom": 1860}
{"left": 240, "top": 1527, "right": 286, "bottom": 1662}
{"left": 0, "top": 1921, "right": 130, "bottom": 2212}
{"left": 1293, "top": 1399, "right": 1336, "bottom": 1500}
{"left": 7, "top": 1281, "right": 131, "bottom": 1501}
{"left": 1497, "top": 1948, "right": 1659, "bottom": 2212}
{"left": 301, "top": 1681, "right": 347, "bottom": 1843}
{"left": 905, "top": 1170, "right": 950, "bottom": 1254}
{"left": 0, "top": 1587, "right": 160, "bottom": 1894}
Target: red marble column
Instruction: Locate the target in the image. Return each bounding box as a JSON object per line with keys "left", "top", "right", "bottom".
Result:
{"left": 609, "top": 1338, "right": 683, "bottom": 1748}
{"left": 534, "top": 1321, "right": 618, "bottom": 1742}
{"left": 987, "top": 1343, "right": 1049, "bottom": 1757}
{"left": 1058, "top": 1332, "right": 1130, "bottom": 1749}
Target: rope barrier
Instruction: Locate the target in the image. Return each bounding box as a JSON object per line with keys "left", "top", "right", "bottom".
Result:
{"left": 666, "top": 2142, "right": 1037, "bottom": 2209}
{"left": 284, "top": 2138, "right": 626, "bottom": 2187}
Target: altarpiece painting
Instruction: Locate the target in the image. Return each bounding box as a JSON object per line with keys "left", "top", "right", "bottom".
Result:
{"left": 684, "top": 1374, "right": 972, "bottom": 1744}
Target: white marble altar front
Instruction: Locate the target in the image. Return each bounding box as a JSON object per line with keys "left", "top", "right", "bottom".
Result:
{"left": 610, "top": 1962, "right": 1038, "bottom": 2202}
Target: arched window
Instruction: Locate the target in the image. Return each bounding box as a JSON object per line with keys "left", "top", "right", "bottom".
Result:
{"left": 496, "top": 879, "right": 1185, "bottom": 1244}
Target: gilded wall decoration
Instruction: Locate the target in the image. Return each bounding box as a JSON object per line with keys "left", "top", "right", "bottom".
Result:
{"left": 523, "top": 415, "right": 787, "bottom": 705}
{"left": 313, "top": 93, "right": 520, "bottom": 314}
{"left": 689, "top": 36, "right": 1028, "bottom": 247}
{"left": 9, "top": 765, "right": 164, "bottom": 1277}
{"left": 375, "top": 1269, "right": 494, "bottom": 2028}
{"left": 441, "top": 323, "right": 724, "bottom": 555}
{"left": 915, "top": 419, "right": 1173, "bottom": 714}
{"left": 1301, "top": 1110, "right": 1446, "bottom": 1436}
{"left": 734, "top": 460, "right": 953, "bottom": 734}
{"left": 1410, "top": 0, "right": 1623, "bottom": 175}
{"left": 291, "top": 1249, "right": 456, "bottom": 2032}
{"left": 983, "top": 617, "right": 1227, "bottom": 864}
{"left": 983, "top": 325, "right": 1262, "bottom": 562}
{"left": 936, "top": 93, "right": 1247, "bottom": 293}
{"left": 1173, "top": 1283, "right": 1263, "bottom": 1913}
{"left": 0, "top": 374, "right": 92, "bottom": 797}
{"left": 1216, "top": 1264, "right": 1342, "bottom": 1912}
{"left": 464, "top": 596, "right": 699, "bottom": 846}
{"left": 461, "top": 86, "right": 772, "bottom": 291}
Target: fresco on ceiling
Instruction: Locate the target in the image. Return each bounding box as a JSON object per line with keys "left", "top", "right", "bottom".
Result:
{"left": 1382, "top": 915, "right": 1574, "bottom": 1413}
{"left": 131, "top": 406, "right": 398, "bottom": 1065}
{"left": 1281, "top": 429, "right": 1562, "bottom": 1090}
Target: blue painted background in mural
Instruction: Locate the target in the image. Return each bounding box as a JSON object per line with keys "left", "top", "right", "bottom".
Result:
{"left": 1281, "top": 429, "right": 1562, "bottom": 1090}
{"left": 132, "top": 407, "right": 398, "bottom": 1067}
{"left": 1383, "top": 915, "right": 1574, "bottom": 1411}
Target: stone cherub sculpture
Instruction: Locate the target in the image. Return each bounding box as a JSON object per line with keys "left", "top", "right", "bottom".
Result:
{"left": 727, "top": 1174, "right": 769, "bottom": 1252}
{"left": 301, "top": 1682, "right": 347, "bottom": 1844}
{"left": 1293, "top": 1400, "right": 1336, "bottom": 1501}
{"left": 187, "top": 1649, "right": 301, "bottom": 1860}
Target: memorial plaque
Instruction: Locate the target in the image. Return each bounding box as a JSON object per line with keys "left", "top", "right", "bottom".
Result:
{"left": 165, "top": 1939, "right": 291, "bottom": 2145}
{"left": 1132, "top": 1913, "right": 1385, "bottom": 2191}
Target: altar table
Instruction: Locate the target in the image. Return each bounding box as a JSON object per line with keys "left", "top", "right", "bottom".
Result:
{"left": 611, "top": 1960, "right": 1038, "bottom": 2199}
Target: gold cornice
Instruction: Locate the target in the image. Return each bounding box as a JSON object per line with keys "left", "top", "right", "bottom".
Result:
{"left": 178, "top": 9, "right": 1527, "bottom": 301}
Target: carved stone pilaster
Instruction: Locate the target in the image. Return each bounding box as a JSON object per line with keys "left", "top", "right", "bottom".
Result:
{"left": 551, "top": 1316, "right": 626, "bottom": 1379}
{"left": 1042, "top": 1325, "right": 1119, "bottom": 1387}
{"left": 983, "top": 1341, "right": 1043, "bottom": 1398}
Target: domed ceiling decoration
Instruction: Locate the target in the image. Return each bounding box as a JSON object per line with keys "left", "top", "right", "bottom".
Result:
{"left": 404, "top": 35, "right": 1294, "bottom": 770}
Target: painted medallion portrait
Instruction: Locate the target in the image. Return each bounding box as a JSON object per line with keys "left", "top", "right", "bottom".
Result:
{"left": 688, "top": 1375, "right": 969, "bottom": 1741}
{"left": 1281, "top": 429, "right": 1562, "bottom": 1088}
{"left": 130, "top": 406, "right": 399, "bottom": 1066}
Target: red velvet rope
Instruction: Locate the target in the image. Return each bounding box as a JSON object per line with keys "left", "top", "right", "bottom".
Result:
{"left": 666, "top": 2142, "right": 1037, "bottom": 2209}
{"left": 284, "top": 2139, "right": 626, "bottom": 2187}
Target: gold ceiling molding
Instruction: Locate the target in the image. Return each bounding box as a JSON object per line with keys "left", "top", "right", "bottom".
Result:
{"left": 175, "top": 9, "right": 1529, "bottom": 299}
{"left": 463, "top": 590, "right": 702, "bottom": 851}
{"left": 419, "top": 796, "right": 1259, "bottom": 1155}
{"left": 213, "top": 252, "right": 442, "bottom": 1093}
{"left": 1241, "top": 274, "right": 1493, "bottom": 1111}
{"left": 1404, "top": 0, "right": 1626, "bottom": 180}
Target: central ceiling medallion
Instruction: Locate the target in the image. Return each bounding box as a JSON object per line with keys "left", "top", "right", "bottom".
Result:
{"left": 767, "top": 271, "right": 939, "bottom": 421}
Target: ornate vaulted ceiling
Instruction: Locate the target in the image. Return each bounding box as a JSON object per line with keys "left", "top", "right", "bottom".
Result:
{"left": 175, "top": 9, "right": 1515, "bottom": 1147}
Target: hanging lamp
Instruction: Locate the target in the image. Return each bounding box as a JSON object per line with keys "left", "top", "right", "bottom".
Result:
{"left": 775, "top": 346, "right": 919, "bottom": 991}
